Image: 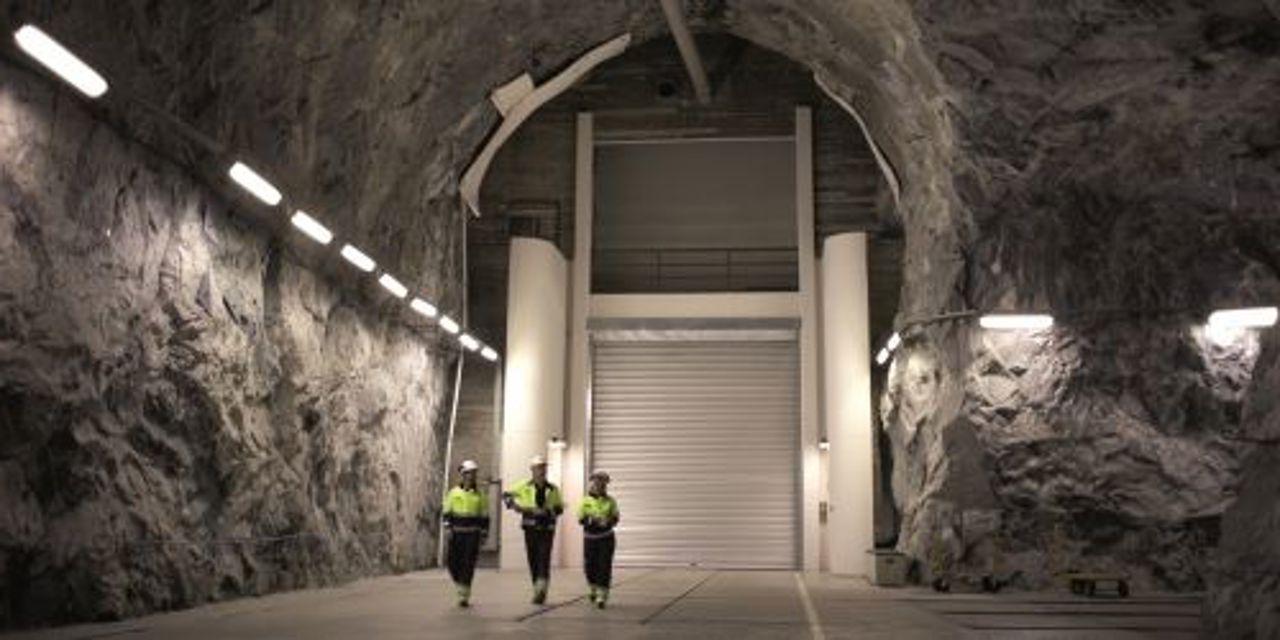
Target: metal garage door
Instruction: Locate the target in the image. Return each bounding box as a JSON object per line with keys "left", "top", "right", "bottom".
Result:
{"left": 590, "top": 339, "right": 799, "bottom": 568}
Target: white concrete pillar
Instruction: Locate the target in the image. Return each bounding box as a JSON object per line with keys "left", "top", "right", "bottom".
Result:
{"left": 821, "top": 232, "right": 874, "bottom": 576}
{"left": 500, "top": 237, "right": 568, "bottom": 570}
{"left": 796, "top": 106, "right": 822, "bottom": 572}
{"left": 562, "top": 113, "right": 594, "bottom": 568}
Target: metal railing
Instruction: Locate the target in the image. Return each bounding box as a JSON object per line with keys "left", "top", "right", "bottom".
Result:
{"left": 592, "top": 246, "right": 798, "bottom": 293}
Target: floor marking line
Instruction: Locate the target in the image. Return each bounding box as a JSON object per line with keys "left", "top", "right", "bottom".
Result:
{"left": 639, "top": 570, "right": 718, "bottom": 625}
{"left": 794, "top": 572, "right": 826, "bottom": 640}
{"left": 514, "top": 568, "right": 661, "bottom": 623}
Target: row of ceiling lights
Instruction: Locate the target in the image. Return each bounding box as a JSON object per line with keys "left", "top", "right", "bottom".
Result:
{"left": 874, "top": 308, "right": 1279, "bottom": 367}
{"left": 13, "top": 25, "right": 500, "bottom": 363}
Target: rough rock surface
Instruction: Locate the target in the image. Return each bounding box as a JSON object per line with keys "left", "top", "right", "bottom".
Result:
{"left": 871, "top": 0, "right": 1280, "bottom": 616}
{"left": 0, "top": 65, "right": 457, "bottom": 626}
{"left": 881, "top": 322, "right": 1262, "bottom": 590}
{"left": 1, "top": 0, "right": 1279, "bottom": 632}
{"left": 1208, "top": 328, "right": 1280, "bottom": 639}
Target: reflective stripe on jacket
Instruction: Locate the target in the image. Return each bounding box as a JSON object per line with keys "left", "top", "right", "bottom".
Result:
{"left": 504, "top": 479, "right": 564, "bottom": 530}
{"left": 443, "top": 486, "right": 489, "bottom": 531}
{"left": 577, "top": 493, "right": 619, "bottom": 539}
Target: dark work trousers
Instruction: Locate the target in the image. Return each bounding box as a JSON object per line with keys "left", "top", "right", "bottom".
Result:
{"left": 584, "top": 534, "right": 616, "bottom": 588}
{"left": 523, "top": 528, "right": 556, "bottom": 584}
{"left": 446, "top": 530, "right": 483, "bottom": 586}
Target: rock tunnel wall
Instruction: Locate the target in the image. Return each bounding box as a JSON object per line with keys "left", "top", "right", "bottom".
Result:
{"left": 869, "top": 0, "right": 1280, "bottom": 606}
{"left": 0, "top": 63, "right": 459, "bottom": 626}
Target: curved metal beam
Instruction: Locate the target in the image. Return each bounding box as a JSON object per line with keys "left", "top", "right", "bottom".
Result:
{"left": 459, "top": 33, "right": 632, "bottom": 217}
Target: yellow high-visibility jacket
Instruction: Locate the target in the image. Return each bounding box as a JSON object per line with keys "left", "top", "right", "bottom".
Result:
{"left": 577, "top": 493, "right": 620, "bottom": 539}
{"left": 443, "top": 485, "right": 489, "bottom": 533}
{"left": 503, "top": 479, "right": 564, "bottom": 530}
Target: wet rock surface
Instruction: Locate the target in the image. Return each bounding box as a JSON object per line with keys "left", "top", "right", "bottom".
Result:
{"left": 0, "top": 65, "right": 457, "bottom": 626}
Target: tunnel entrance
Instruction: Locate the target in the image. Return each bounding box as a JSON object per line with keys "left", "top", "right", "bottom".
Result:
{"left": 466, "top": 33, "right": 901, "bottom": 575}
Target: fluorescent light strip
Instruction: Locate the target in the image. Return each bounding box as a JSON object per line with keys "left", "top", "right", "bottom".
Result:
{"left": 290, "top": 210, "right": 333, "bottom": 245}
{"left": 978, "top": 314, "right": 1054, "bottom": 330}
{"left": 459, "top": 334, "right": 480, "bottom": 351}
{"left": 886, "top": 332, "right": 901, "bottom": 351}
{"left": 1208, "top": 306, "right": 1278, "bottom": 329}
{"left": 378, "top": 274, "right": 408, "bottom": 299}
{"left": 410, "top": 298, "right": 438, "bottom": 318}
{"left": 875, "top": 348, "right": 891, "bottom": 366}
{"left": 14, "top": 25, "right": 108, "bottom": 98}
{"left": 228, "top": 162, "right": 282, "bottom": 206}
{"left": 438, "top": 315, "right": 460, "bottom": 334}
{"left": 480, "top": 347, "right": 499, "bottom": 362}
{"left": 339, "top": 244, "right": 376, "bottom": 272}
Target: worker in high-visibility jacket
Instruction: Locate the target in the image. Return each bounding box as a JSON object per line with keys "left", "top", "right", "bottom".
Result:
{"left": 502, "top": 455, "right": 564, "bottom": 604}
{"left": 578, "top": 469, "right": 620, "bottom": 608}
{"left": 442, "top": 459, "right": 488, "bottom": 607}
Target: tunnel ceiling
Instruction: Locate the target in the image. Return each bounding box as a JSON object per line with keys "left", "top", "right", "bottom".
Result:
{"left": 7, "top": 0, "right": 1277, "bottom": 318}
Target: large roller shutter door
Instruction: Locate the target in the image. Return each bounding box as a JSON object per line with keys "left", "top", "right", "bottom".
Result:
{"left": 591, "top": 340, "right": 799, "bottom": 568}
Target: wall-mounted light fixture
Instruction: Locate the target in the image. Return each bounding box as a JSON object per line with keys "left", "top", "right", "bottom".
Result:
{"left": 377, "top": 273, "right": 408, "bottom": 299}
{"left": 339, "top": 244, "right": 376, "bottom": 273}
{"left": 14, "top": 25, "right": 108, "bottom": 98}
{"left": 1208, "top": 306, "right": 1278, "bottom": 329}
{"left": 818, "top": 438, "right": 830, "bottom": 451}
{"left": 979, "top": 314, "right": 1054, "bottom": 330}
{"left": 459, "top": 333, "right": 480, "bottom": 351}
{"left": 874, "top": 331, "right": 902, "bottom": 367}
{"left": 227, "top": 161, "right": 283, "bottom": 206}
{"left": 290, "top": 210, "right": 333, "bottom": 245}
{"left": 410, "top": 298, "right": 438, "bottom": 318}
{"left": 438, "top": 315, "right": 461, "bottom": 335}
{"left": 548, "top": 436, "right": 567, "bottom": 450}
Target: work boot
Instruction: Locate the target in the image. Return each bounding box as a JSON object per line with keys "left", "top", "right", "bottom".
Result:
{"left": 532, "top": 579, "right": 548, "bottom": 605}
{"left": 596, "top": 588, "right": 608, "bottom": 609}
{"left": 456, "top": 583, "right": 471, "bottom": 608}
{"left": 587, "top": 585, "right": 599, "bottom": 604}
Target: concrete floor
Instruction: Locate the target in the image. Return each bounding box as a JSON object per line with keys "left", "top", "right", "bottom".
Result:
{"left": 2, "top": 569, "right": 1202, "bottom": 639}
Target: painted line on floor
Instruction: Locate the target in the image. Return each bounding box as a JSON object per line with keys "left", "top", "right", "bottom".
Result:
{"left": 514, "top": 568, "right": 661, "bottom": 622}
{"left": 794, "top": 572, "right": 826, "bottom": 640}
{"left": 639, "top": 570, "right": 719, "bottom": 625}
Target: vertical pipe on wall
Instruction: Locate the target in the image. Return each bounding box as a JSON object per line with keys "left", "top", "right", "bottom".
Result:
{"left": 821, "top": 232, "right": 874, "bottom": 576}
{"left": 796, "top": 106, "right": 822, "bottom": 572}
{"left": 563, "top": 112, "right": 594, "bottom": 568}
{"left": 499, "top": 238, "right": 569, "bottom": 570}
{"left": 437, "top": 203, "right": 471, "bottom": 566}
{"left": 437, "top": 355, "right": 465, "bottom": 566}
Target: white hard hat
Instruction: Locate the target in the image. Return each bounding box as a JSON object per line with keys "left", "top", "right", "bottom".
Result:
{"left": 529, "top": 455, "right": 547, "bottom": 467}
{"left": 459, "top": 459, "right": 479, "bottom": 472}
